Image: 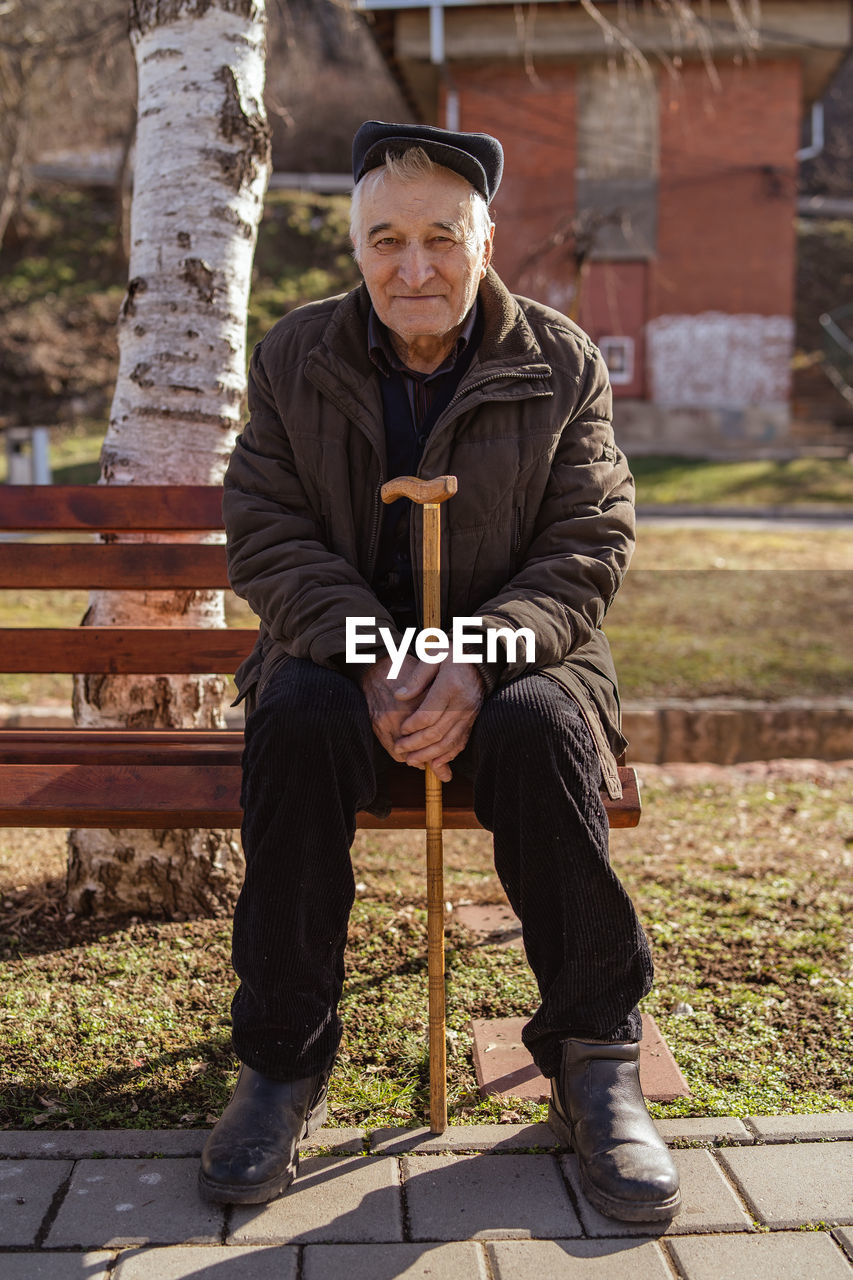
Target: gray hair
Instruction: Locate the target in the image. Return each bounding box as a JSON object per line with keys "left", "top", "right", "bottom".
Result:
{"left": 350, "top": 146, "right": 493, "bottom": 262}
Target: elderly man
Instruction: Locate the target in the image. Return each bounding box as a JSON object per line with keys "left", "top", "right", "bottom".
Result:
{"left": 200, "top": 121, "right": 680, "bottom": 1223}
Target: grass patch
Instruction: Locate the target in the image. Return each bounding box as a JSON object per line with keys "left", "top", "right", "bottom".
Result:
{"left": 631, "top": 456, "right": 853, "bottom": 507}
{"left": 0, "top": 770, "right": 850, "bottom": 1128}
{"left": 606, "top": 567, "right": 852, "bottom": 700}
{"left": 248, "top": 190, "right": 360, "bottom": 352}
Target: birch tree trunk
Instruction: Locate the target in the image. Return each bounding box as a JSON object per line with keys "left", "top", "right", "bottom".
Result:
{"left": 67, "top": 0, "right": 270, "bottom": 919}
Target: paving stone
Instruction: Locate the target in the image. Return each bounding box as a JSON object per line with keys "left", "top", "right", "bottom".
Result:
{"left": 229, "top": 1155, "right": 402, "bottom": 1244}
{"left": 0, "top": 1253, "right": 114, "bottom": 1279}
{"left": 667, "top": 1230, "right": 853, "bottom": 1279}
{"left": 44, "top": 1158, "right": 222, "bottom": 1247}
{"left": 0, "top": 1159, "right": 73, "bottom": 1246}
{"left": 303, "top": 1242, "right": 490, "bottom": 1279}
{"left": 471, "top": 1014, "right": 689, "bottom": 1103}
{"left": 0, "top": 1131, "right": 209, "bottom": 1159}
{"left": 488, "top": 1239, "right": 673, "bottom": 1278}
{"left": 718, "top": 1142, "right": 853, "bottom": 1227}
{"left": 654, "top": 1117, "right": 754, "bottom": 1145}
{"left": 747, "top": 1113, "right": 853, "bottom": 1143}
{"left": 113, "top": 1243, "right": 298, "bottom": 1278}
{"left": 454, "top": 902, "right": 522, "bottom": 948}
{"left": 369, "top": 1125, "right": 559, "bottom": 1154}
{"left": 403, "top": 1153, "right": 581, "bottom": 1241}
{"left": 835, "top": 1226, "right": 853, "bottom": 1262}
{"left": 299, "top": 1129, "right": 365, "bottom": 1154}
{"left": 561, "top": 1149, "right": 752, "bottom": 1237}
{"left": 0, "top": 1128, "right": 365, "bottom": 1160}
{"left": 470, "top": 1018, "right": 545, "bottom": 1101}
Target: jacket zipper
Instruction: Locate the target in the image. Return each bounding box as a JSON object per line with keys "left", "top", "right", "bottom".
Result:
{"left": 366, "top": 477, "right": 383, "bottom": 579}
{"left": 444, "top": 368, "right": 551, "bottom": 416}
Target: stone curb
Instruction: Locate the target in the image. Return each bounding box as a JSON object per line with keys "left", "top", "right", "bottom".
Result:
{"left": 2, "top": 1115, "right": 851, "bottom": 1159}
{"left": 622, "top": 698, "right": 853, "bottom": 764}
{"left": 746, "top": 1113, "right": 853, "bottom": 1143}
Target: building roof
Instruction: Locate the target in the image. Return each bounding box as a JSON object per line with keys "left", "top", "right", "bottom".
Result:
{"left": 354, "top": 1, "right": 853, "bottom": 122}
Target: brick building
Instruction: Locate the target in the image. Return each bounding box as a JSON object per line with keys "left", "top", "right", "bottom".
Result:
{"left": 355, "top": 1, "right": 852, "bottom": 453}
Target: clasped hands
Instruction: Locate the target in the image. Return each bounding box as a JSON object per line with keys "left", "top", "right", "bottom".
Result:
{"left": 360, "top": 653, "right": 484, "bottom": 783}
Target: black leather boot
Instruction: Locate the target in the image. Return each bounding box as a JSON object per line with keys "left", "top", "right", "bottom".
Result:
{"left": 549, "top": 1039, "right": 681, "bottom": 1222}
{"left": 198, "top": 1064, "right": 329, "bottom": 1204}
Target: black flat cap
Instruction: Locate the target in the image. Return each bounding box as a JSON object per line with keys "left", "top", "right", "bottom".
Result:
{"left": 353, "top": 120, "right": 503, "bottom": 204}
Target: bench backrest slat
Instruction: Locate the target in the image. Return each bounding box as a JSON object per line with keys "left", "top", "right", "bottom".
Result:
{"left": 0, "top": 543, "right": 230, "bottom": 590}
{"left": 0, "top": 627, "right": 257, "bottom": 673}
{"left": 0, "top": 485, "right": 224, "bottom": 531}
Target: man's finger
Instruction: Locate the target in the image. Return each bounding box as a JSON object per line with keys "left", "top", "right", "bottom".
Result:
{"left": 394, "top": 664, "right": 435, "bottom": 700}
{"left": 396, "top": 712, "right": 455, "bottom": 751}
{"left": 399, "top": 690, "right": 452, "bottom": 735}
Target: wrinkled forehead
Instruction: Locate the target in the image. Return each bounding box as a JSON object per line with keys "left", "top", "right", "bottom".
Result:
{"left": 355, "top": 168, "right": 475, "bottom": 236}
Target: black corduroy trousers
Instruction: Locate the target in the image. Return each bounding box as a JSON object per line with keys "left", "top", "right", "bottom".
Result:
{"left": 230, "top": 658, "right": 654, "bottom": 1082}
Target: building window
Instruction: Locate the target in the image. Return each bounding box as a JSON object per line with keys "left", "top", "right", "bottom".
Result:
{"left": 599, "top": 335, "right": 635, "bottom": 386}
{"left": 575, "top": 66, "right": 659, "bottom": 260}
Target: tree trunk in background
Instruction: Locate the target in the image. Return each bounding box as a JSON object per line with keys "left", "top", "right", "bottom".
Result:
{"left": 0, "top": 95, "right": 29, "bottom": 252}
{"left": 67, "top": 0, "right": 270, "bottom": 919}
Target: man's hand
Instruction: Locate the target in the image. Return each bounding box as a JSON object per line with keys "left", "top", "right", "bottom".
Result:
{"left": 394, "top": 661, "right": 485, "bottom": 782}
{"left": 359, "top": 654, "right": 436, "bottom": 763}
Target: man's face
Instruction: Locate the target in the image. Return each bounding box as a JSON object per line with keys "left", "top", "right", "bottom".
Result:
{"left": 353, "top": 167, "right": 494, "bottom": 351}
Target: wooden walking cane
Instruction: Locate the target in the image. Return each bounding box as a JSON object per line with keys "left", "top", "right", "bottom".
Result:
{"left": 380, "top": 473, "right": 457, "bottom": 1134}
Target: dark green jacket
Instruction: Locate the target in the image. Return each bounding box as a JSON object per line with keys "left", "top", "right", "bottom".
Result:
{"left": 223, "top": 267, "right": 634, "bottom": 798}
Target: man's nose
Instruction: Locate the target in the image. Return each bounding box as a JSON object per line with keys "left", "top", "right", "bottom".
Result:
{"left": 397, "top": 243, "right": 435, "bottom": 289}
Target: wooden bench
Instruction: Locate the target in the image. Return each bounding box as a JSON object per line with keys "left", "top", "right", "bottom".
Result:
{"left": 0, "top": 485, "right": 641, "bottom": 830}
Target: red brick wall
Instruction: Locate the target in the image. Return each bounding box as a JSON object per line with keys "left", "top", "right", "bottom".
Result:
{"left": 454, "top": 64, "right": 579, "bottom": 313}
{"left": 578, "top": 262, "right": 649, "bottom": 398}
{"left": 652, "top": 59, "right": 801, "bottom": 321}
{"left": 451, "top": 56, "right": 801, "bottom": 408}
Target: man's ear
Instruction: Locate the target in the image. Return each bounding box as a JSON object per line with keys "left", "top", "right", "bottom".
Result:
{"left": 481, "top": 223, "right": 495, "bottom": 276}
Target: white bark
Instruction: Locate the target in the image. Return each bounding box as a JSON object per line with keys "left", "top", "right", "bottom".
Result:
{"left": 105, "top": 2, "right": 268, "bottom": 489}
{"left": 68, "top": 0, "right": 270, "bottom": 919}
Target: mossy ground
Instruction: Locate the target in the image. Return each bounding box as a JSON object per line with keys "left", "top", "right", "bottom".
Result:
{"left": 1, "top": 765, "right": 850, "bottom": 1131}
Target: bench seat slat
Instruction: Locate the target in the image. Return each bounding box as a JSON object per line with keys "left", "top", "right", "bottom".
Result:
{"left": 0, "top": 628, "right": 257, "bottom": 672}
{"left": 0, "top": 544, "right": 229, "bottom": 590}
{"left": 0, "top": 751, "right": 641, "bottom": 829}
{"left": 0, "top": 485, "right": 224, "bottom": 532}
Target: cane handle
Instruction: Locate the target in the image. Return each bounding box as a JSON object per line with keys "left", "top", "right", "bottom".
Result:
{"left": 381, "top": 475, "right": 457, "bottom": 506}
